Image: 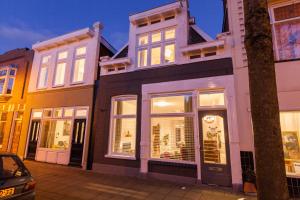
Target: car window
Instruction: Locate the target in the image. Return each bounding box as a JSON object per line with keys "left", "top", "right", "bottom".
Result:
{"left": 0, "top": 156, "right": 28, "bottom": 179}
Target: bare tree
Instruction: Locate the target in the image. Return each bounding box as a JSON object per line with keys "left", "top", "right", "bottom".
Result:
{"left": 243, "top": 0, "right": 289, "bottom": 199}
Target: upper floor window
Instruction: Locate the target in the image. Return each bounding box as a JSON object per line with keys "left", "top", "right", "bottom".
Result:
{"left": 72, "top": 46, "right": 86, "bottom": 83}
{"left": 137, "top": 28, "right": 176, "bottom": 67}
{"left": 54, "top": 51, "right": 68, "bottom": 86}
{"left": 0, "top": 67, "right": 17, "bottom": 95}
{"left": 272, "top": 3, "right": 300, "bottom": 60}
{"left": 38, "top": 55, "right": 51, "bottom": 89}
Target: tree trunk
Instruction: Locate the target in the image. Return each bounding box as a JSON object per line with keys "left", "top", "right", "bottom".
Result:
{"left": 243, "top": 0, "right": 289, "bottom": 199}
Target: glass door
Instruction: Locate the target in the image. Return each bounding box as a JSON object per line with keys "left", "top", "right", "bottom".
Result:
{"left": 27, "top": 120, "right": 41, "bottom": 160}
{"left": 198, "top": 110, "right": 232, "bottom": 186}
{"left": 69, "top": 119, "right": 86, "bottom": 166}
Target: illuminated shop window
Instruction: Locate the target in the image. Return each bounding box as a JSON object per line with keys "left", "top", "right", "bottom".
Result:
{"left": 199, "top": 92, "right": 225, "bottom": 107}
{"left": 280, "top": 112, "right": 300, "bottom": 176}
{"left": 150, "top": 94, "right": 195, "bottom": 162}
{"left": 272, "top": 3, "right": 300, "bottom": 60}
{"left": 109, "top": 96, "right": 137, "bottom": 158}
{"left": 39, "top": 120, "right": 72, "bottom": 150}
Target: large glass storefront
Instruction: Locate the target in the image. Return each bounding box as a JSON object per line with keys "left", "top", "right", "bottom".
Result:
{"left": 28, "top": 107, "right": 88, "bottom": 165}
{"left": 280, "top": 112, "right": 300, "bottom": 176}
{"left": 150, "top": 94, "right": 195, "bottom": 162}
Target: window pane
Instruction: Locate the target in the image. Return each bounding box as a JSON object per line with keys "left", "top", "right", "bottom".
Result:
{"left": 165, "top": 29, "right": 176, "bottom": 40}
{"left": 152, "top": 32, "right": 161, "bottom": 43}
{"left": 151, "top": 117, "right": 195, "bottom": 161}
{"left": 202, "top": 115, "right": 227, "bottom": 164}
{"left": 38, "top": 67, "right": 48, "bottom": 88}
{"left": 73, "top": 58, "right": 85, "bottom": 82}
{"left": 275, "top": 19, "right": 300, "bottom": 60}
{"left": 138, "top": 49, "right": 148, "bottom": 67}
{"left": 0, "top": 70, "right": 7, "bottom": 76}
{"left": 42, "top": 56, "right": 51, "bottom": 64}
{"left": 138, "top": 35, "right": 148, "bottom": 46}
{"left": 0, "top": 79, "right": 5, "bottom": 94}
{"left": 76, "top": 109, "right": 88, "bottom": 117}
{"left": 164, "top": 44, "right": 175, "bottom": 63}
{"left": 32, "top": 111, "right": 42, "bottom": 118}
{"left": 280, "top": 112, "right": 300, "bottom": 176}
{"left": 1, "top": 156, "right": 28, "bottom": 179}
{"left": 54, "top": 63, "right": 66, "bottom": 86}
{"left": 151, "top": 47, "right": 161, "bottom": 65}
{"left": 274, "top": 3, "right": 300, "bottom": 21}
{"left": 199, "top": 93, "right": 225, "bottom": 107}
{"left": 54, "top": 109, "right": 63, "bottom": 118}
{"left": 76, "top": 47, "right": 86, "bottom": 56}
{"left": 0, "top": 121, "right": 6, "bottom": 149}
{"left": 58, "top": 51, "right": 68, "bottom": 60}
{"left": 113, "top": 99, "right": 137, "bottom": 115}
{"left": 40, "top": 120, "right": 71, "bottom": 150}
{"left": 151, "top": 95, "right": 193, "bottom": 114}
{"left": 112, "top": 118, "right": 136, "bottom": 156}
{"left": 64, "top": 108, "right": 74, "bottom": 117}
{"left": 6, "top": 78, "right": 14, "bottom": 94}
{"left": 9, "top": 69, "right": 16, "bottom": 76}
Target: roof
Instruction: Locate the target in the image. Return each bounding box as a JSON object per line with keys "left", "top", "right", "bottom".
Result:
{"left": 0, "top": 48, "right": 33, "bottom": 63}
{"left": 113, "top": 43, "right": 129, "bottom": 59}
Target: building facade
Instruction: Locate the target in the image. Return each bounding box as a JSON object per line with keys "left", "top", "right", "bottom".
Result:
{"left": 92, "top": 0, "right": 243, "bottom": 189}
{"left": 19, "top": 22, "right": 115, "bottom": 169}
{"left": 225, "top": 0, "right": 300, "bottom": 196}
{"left": 0, "top": 48, "right": 33, "bottom": 154}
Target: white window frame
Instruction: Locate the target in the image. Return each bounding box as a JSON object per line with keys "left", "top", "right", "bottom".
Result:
{"left": 53, "top": 50, "right": 68, "bottom": 87}
{"left": 149, "top": 92, "right": 196, "bottom": 164}
{"left": 72, "top": 46, "right": 87, "bottom": 84}
{"left": 106, "top": 95, "right": 138, "bottom": 160}
{"left": 270, "top": 1, "right": 300, "bottom": 61}
{"left": 37, "top": 55, "right": 51, "bottom": 89}
{"left": 136, "top": 27, "right": 176, "bottom": 68}
{"left": 0, "top": 66, "right": 17, "bottom": 95}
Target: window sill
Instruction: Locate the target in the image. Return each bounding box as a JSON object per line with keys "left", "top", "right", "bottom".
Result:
{"left": 52, "top": 84, "right": 65, "bottom": 88}
{"left": 275, "top": 58, "right": 300, "bottom": 63}
{"left": 70, "top": 81, "right": 84, "bottom": 86}
{"left": 149, "top": 158, "right": 196, "bottom": 165}
{"left": 105, "top": 154, "right": 136, "bottom": 160}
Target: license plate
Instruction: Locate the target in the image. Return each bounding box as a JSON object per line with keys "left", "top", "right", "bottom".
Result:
{"left": 0, "top": 188, "right": 15, "bottom": 198}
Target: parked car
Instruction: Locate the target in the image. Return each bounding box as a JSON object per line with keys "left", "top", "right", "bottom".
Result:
{"left": 0, "top": 153, "right": 35, "bottom": 199}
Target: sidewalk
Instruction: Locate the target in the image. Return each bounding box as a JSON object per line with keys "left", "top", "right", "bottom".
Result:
{"left": 24, "top": 161, "right": 256, "bottom": 200}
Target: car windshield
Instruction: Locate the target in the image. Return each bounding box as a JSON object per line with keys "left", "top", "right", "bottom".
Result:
{"left": 0, "top": 155, "right": 28, "bottom": 180}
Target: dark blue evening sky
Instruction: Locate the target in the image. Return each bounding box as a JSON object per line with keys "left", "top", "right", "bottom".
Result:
{"left": 0, "top": 0, "right": 223, "bottom": 54}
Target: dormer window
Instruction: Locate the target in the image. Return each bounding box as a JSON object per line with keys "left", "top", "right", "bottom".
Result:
{"left": 137, "top": 27, "right": 176, "bottom": 67}
{"left": 0, "top": 66, "right": 17, "bottom": 95}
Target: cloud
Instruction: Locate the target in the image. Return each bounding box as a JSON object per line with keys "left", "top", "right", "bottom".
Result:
{"left": 0, "top": 24, "right": 52, "bottom": 43}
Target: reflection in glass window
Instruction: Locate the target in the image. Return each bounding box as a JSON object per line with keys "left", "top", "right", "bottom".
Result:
{"left": 73, "top": 58, "right": 85, "bottom": 82}
{"left": 138, "top": 35, "right": 148, "bottom": 46}
{"left": 138, "top": 49, "right": 148, "bottom": 67}
{"left": 151, "top": 47, "right": 161, "bottom": 65}
{"left": 6, "top": 78, "right": 14, "bottom": 94}
{"left": 39, "top": 120, "right": 72, "bottom": 150}
{"left": 151, "top": 94, "right": 195, "bottom": 162}
{"left": 165, "top": 29, "right": 176, "bottom": 40}
{"left": 280, "top": 112, "right": 300, "bottom": 176}
{"left": 164, "top": 44, "right": 175, "bottom": 63}
{"left": 199, "top": 92, "right": 225, "bottom": 107}
{"left": 110, "top": 96, "right": 137, "bottom": 157}
{"left": 0, "top": 70, "right": 7, "bottom": 76}
{"left": 0, "top": 79, "right": 5, "bottom": 94}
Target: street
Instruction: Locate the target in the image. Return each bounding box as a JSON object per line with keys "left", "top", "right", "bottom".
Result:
{"left": 24, "top": 161, "right": 256, "bottom": 200}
